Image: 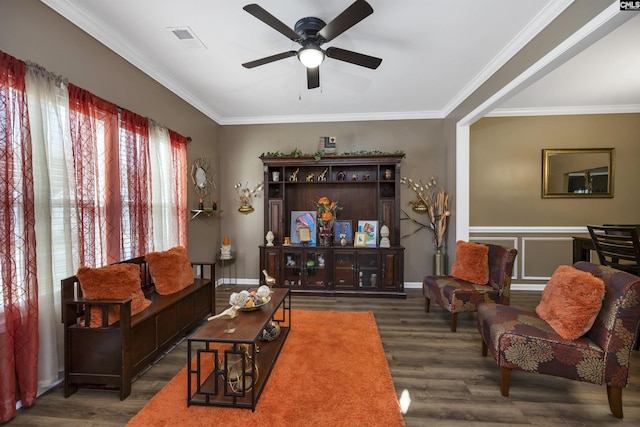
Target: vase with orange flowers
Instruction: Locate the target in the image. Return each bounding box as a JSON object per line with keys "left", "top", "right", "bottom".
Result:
{"left": 316, "top": 196, "right": 342, "bottom": 247}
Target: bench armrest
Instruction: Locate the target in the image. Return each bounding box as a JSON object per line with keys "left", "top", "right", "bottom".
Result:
{"left": 63, "top": 297, "right": 132, "bottom": 328}
{"left": 191, "top": 261, "right": 215, "bottom": 280}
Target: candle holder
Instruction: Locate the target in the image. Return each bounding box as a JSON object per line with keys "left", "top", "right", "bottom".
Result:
{"left": 235, "top": 181, "right": 263, "bottom": 214}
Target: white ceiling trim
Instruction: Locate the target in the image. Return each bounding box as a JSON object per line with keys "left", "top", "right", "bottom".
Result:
{"left": 41, "top": 0, "right": 225, "bottom": 123}
{"left": 457, "top": 3, "right": 631, "bottom": 126}
{"left": 440, "top": 0, "right": 574, "bottom": 117}
{"left": 219, "top": 109, "right": 446, "bottom": 126}
{"left": 487, "top": 104, "right": 640, "bottom": 117}
{"left": 42, "top": 0, "right": 576, "bottom": 126}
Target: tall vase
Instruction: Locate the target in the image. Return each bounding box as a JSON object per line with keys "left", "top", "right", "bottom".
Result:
{"left": 433, "top": 246, "right": 446, "bottom": 276}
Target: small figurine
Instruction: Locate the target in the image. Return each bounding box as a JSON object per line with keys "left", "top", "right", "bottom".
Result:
{"left": 265, "top": 230, "right": 274, "bottom": 246}
{"left": 306, "top": 172, "right": 315, "bottom": 182}
{"left": 337, "top": 171, "right": 346, "bottom": 181}
{"left": 262, "top": 269, "right": 276, "bottom": 289}
{"left": 352, "top": 173, "right": 359, "bottom": 181}
{"left": 362, "top": 173, "right": 370, "bottom": 181}
{"left": 208, "top": 305, "right": 240, "bottom": 333}
{"left": 380, "top": 224, "right": 391, "bottom": 248}
{"left": 318, "top": 168, "right": 328, "bottom": 181}
{"left": 289, "top": 168, "right": 300, "bottom": 182}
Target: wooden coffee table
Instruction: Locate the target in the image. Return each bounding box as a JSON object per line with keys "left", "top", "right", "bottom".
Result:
{"left": 187, "top": 288, "right": 290, "bottom": 410}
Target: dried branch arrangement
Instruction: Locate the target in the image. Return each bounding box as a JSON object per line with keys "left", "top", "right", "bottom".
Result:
{"left": 400, "top": 176, "right": 451, "bottom": 248}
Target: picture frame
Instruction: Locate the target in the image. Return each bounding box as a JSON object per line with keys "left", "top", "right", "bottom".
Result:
{"left": 354, "top": 232, "right": 366, "bottom": 247}
{"left": 358, "top": 220, "right": 378, "bottom": 247}
{"left": 298, "top": 227, "right": 311, "bottom": 243}
{"left": 290, "top": 211, "right": 316, "bottom": 245}
{"left": 334, "top": 220, "right": 352, "bottom": 242}
{"left": 319, "top": 136, "right": 336, "bottom": 154}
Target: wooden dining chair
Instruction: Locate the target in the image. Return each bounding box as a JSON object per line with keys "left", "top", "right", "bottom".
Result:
{"left": 587, "top": 225, "right": 640, "bottom": 276}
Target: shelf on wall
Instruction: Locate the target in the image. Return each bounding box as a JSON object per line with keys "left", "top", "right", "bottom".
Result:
{"left": 190, "top": 209, "right": 222, "bottom": 220}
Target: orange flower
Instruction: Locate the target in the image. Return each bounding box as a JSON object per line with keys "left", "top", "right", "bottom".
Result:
{"left": 316, "top": 196, "right": 341, "bottom": 228}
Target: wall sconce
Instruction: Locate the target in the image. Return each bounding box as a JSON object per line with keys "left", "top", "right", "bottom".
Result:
{"left": 235, "top": 181, "right": 264, "bottom": 214}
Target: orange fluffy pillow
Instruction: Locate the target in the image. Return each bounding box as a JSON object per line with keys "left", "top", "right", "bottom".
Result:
{"left": 145, "top": 246, "right": 194, "bottom": 295}
{"left": 77, "top": 263, "right": 151, "bottom": 328}
{"left": 451, "top": 241, "right": 490, "bottom": 284}
{"left": 535, "top": 265, "right": 605, "bottom": 339}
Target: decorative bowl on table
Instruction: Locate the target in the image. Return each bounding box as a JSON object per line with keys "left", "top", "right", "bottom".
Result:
{"left": 230, "top": 285, "right": 272, "bottom": 311}
{"left": 239, "top": 296, "right": 271, "bottom": 311}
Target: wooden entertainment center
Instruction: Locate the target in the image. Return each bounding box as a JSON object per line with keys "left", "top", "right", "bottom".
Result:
{"left": 259, "top": 154, "right": 405, "bottom": 297}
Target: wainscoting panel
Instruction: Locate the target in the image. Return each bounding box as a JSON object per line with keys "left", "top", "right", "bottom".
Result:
{"left": 469, "top": 226, "right": 590, "bottom": 291}
{"left": 521, "top": 237, "right": 573, "bottom": 280}
{"left": 469, "top": 236, "right": 518, "bottom": 279}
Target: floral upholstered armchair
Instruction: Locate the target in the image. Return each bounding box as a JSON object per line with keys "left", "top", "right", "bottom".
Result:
{"left": 477, "top": 262, "right": 640, "bottom": 418}
{"left": 423, "top": 242, "right": 518, "bottom": 332}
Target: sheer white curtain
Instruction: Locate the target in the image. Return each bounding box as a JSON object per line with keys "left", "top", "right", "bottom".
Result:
{"left": 19, "top": 62, "right": 186, "bottom": 399}
{"left": 25, "top": 64, "right": 73, "bottom": 393}
{"left": 148, "top": 120, "right": 177, "bottom": 251}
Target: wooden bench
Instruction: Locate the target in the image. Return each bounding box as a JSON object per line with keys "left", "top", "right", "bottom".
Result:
{"left": 61, "top": 256, "right": 215, "bottom": 400}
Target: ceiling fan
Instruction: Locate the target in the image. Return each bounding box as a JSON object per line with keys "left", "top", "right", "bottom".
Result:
{"left": 242, "top": 0, "right": 382, "bottom": 89}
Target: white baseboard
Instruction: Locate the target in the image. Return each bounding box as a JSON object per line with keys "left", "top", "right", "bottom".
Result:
{"left": 219, "top": 279, "right": 544, "bottom": 292}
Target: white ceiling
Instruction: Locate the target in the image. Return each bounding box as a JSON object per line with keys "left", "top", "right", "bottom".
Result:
{"left": 41, "top": 0, "right": 640, "bottom": 125}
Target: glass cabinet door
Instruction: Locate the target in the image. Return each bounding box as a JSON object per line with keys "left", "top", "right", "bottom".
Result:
{"left": 334, "top": 250, "right": 355, "bottom": 289}
{"left": 357, "top": 251, "right": 379, "bottom": 289}
{"left": 305, "top": 250, "right": 328, "bottom": 288}
{"left": 282, "top": 249, "right": 303, "bottom": 288}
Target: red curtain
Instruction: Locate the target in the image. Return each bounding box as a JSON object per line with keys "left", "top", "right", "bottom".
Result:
{"left": 119, "top": 110, "right": 153, "bottom": 258}
{"left": 68, "top": 84, "right": 119, "bottom": 266}
{"left": 0, "top": 53, "right": 39, "bottom": 423}
{"left": 169, "top": 130, "right": 188, "bottom": 248}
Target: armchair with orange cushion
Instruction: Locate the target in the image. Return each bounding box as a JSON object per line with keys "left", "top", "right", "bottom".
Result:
{"left": 422, "top": 241, "right": 518, "bottom": 332}
{"left": 476, "top": 262, "right": 640, "bottom": 418}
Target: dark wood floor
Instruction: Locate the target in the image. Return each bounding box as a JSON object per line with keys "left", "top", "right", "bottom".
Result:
{"left": 9, "top": 287, "right": 640, "bottom": 426}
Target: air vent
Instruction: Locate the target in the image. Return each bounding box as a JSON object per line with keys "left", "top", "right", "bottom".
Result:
{"left": 165, "top": 26, "right": 207, "bottom": 49}
{"left": 173, "top": 29, "right": 194, "bottom": 40}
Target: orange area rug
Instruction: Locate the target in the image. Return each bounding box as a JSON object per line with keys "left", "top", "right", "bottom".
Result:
{"left": 127, "top": 310, "right": 405, "bottom": 426}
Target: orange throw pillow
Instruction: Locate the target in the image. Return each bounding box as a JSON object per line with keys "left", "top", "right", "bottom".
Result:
{"left": 535, "top": 265, "right": 605, "bottom": 339}
{"left": 77, "top": 263, "right": 151, "bottom": 328}
{"left": 451, "top": 241, "right": 490, "bottom": 284}
{"left": 145, "top": 246, "right": 194, "bottom": 295}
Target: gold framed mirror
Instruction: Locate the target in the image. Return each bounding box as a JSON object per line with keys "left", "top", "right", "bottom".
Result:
{"left": 190, "top": 158, "right": 213, "bottom": 197}
{"left": 542, "top": 148, "right": 614, "bottom": 198}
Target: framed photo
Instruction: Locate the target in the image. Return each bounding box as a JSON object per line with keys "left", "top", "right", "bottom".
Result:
{"left": 290, "top": 211, "right": 316, "bottom": 245}
{"left": 354, "top": 232, "right": 366, "bottom": 247}
{"left": 334, "top": 220, "right": 352, "bottom": 242}
{"left": 299, "top": 227, "right": 311, "bottom": 243}
{"left": 358, "top": 220, "right": 378, "bottom": 247}
{"left": 319, "top": 136, "right": 336, "bottom": 154}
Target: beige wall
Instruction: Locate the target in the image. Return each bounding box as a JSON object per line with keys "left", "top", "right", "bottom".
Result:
{"left": 469, "top": 114, "right": 640, "bottom": 288}
{"left": 0, "top": 0, "right": 222, "bottom": 265}
{"left": 219, "top": 120, "right": 445, "bottom": 282}
{"left": 470, "top": 114, "right": 640, "bottom": 226}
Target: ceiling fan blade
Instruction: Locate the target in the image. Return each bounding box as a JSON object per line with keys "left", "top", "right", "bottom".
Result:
{"left": 243, "top": 4, "right": 301, "bottom": 41}
{"left": 318, "top": 0, "right": 373, "bottom": 42}
{"left": 307, "top": 67, "right": 320, "bottom": 89}
{"left": 242, "top": 51, "right": 297, "bottom": 68}
{"left": 326, "top": 47, "right": 381, "bottom": 69}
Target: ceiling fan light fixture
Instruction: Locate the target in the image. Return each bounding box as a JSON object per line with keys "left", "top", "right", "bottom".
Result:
{"left": 298, "top": 45, "right": 325, "bottom": 68}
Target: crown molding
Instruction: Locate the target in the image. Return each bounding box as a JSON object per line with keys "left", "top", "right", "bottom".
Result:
{"left": 486, "top": 104, "right": 640, "bottom": 117}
